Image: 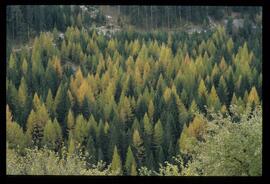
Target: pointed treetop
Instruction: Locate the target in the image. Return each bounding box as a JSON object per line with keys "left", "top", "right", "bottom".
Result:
{"left": 153, "top": 119, "right": 164, "bottom": 147}
{"left": 133, "top": 129, "right": 143, "bottom": 148}
{"left": 143, "top": 113, "right": 153, "bottom": 136}
{"left": 219, "top": 57, "right": 227, "bottom": 72}
{"left": 111, "top": 145, "right": 123, "bottom": 175}
{"left": 248, "top": 87, "right": 260, "bottom": 106}
{"left": 198, "top": 79, "right": 208, "bottom": 97}
{"left": 189, "top": 100, "right": 199, "bottom": 114}
{"left": 184, "top": 53, "right": 190, "bottom": 64}
{"left": 208, "top": 85, "right": 221, "bottom": 111}
{"left": 125, "top": 145, "right": 136, "bottom": 175}
{"left": 32, "top": 93, "right": 42, "bottom": 111}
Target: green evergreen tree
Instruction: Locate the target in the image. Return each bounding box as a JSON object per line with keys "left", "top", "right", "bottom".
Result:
{"left": 54, "top": 82, "right": 69, "bottom": 129}
{"left": 73, "top": 114, "right": 89, "bottom": 148}
{"left": 17, "top": 77, "right": 28, "bottom": 125}
{"left": 97, "top": 120, "right": 106, "bottom": 161}
{"left": 132, "top": 129, "right": 145, "bottom": 167}
{"left": 197, "top": 79, "right": 208, "bottom": 112}
{"left": 130, "top": 160, "right": 138, "bottom": 176}
{"left": 45, "top": 89, "right": 55, "bottom": 118}
{"left": 153, "top": 119, "right": 164, "bottom": 149}
{"left": 217, "top": 76, "right": 228, "bottom": 105}
{"left": 143, "top": 113, "right": 153, "bottom": 148}
{"left": 86, "top": 135, "right": 97, "bottom": 164}
{"left": 207, "top": 85, "right": 221, "bottom": 111}
{"left": 42, "top": 118, "right": 62, "bottom": 151}
{"left": 145, "top": 151, "right": 155, "bottom": 170}
{"left": 7, "top": 105, "right": 25, "bottom": 149}
{"left": 111, "top": 145, "right": 123, "bottom": 175}
{"left": 124, "top": 145, "right": 136, "bottom": 175}
{"left": 26, "top": 103, "right": 50, "bottom": 147}
{"left": 98, "top": 147, "right": 104, "bottom": 161}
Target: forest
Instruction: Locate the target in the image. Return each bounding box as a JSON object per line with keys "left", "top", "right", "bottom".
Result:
{"left": 6, "top": 5, "right": 262, "bottom": 176}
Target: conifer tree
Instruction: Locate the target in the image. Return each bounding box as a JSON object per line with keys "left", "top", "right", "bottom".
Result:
{"left": 111, "top": 145, "right": 123, "bottom": 175}
{"left": 45, "top": 89, "right": 55, "bottom": 118}
{"left": 7, "top": 53, "right": 19, "bottom": 86}
{"left": 217, "top": 76, "right": 228, "bottom": 105}
{"left": 157, "top": 146, "right": 165, "bottom": 166}
{"left": 32, "top": 93, "right": 42, "bottom": 111}
{"left": 130, "top": 160, "right": 138, "bottom": 176}
{"left": 118, "top": 94, "right": 133, "bottom": 124}
{"left": 247, "top": 86, "right": 260, "bottom": 106}
{"left": 6, "top": 80, "right": 18, "bottom": 118}
{"left": 167, "top": 141, "right": 175, "bottom": 162}
{"left": 17, "top": 77, "right": 28, "bottom": 125}
{"left": 86, "top": 135, "right": 97, "bottom": 164}
{"left": 148, "top": 99, "right": 154, "bottom": 121}
{"left": 73, "top": 114, "right": 90, "bottom": 147}
{"left": 153, "top": 119, "right": 164, "bottom": 149}
{"left": 26, "top": 103, "right": 50, "bottom": 147}
{"left": 45, "top": 59, "right": 58, "bottom": 96}
{"left": 207, "top": 85, "right": 221, "bottom": 111}
{"left": 226, "top": 37, "right": 234, "bottom": 54}
{"left": 221, "top": 104, "right": 228, "bottom": 115}
{"left": 67, "top": 109, "right": 75, "bottom": 132}
{"left": 167, "top": 93, "right": 180, "bottom": 128}
{"left": 219, "top": 57, "right": 228, "bottom": 72}
{"left": 42, "top": 118, "right": 62, "bottom": 151}
{"left": 143, "top": 113, "right": 153, "bottom": 146}
{"left": 189, "top": 99, "right": 199, "bottom": 115}
{"left": 31, "top": 41, "right": 45, "bottom": 94}
{"left": 7, "top": 105, "right": 25, "bottom": 149}
{"left": 131, "top": 118, "right": 142, "bottom": 135}
{"left": 180, "top": 89, "right": 189, "bottom": 107}
{"left": 188, "top": 115, "right": 207, "bottom": 140}
{"left": 68, "top": 135, "right": 76, "bottom": 155}
{"left": 97, "top": 120, "right": 106, "bottom": 160}
{"left": 197, "top": 79, "right": 208, "bottom": 112}
{"left": 54, "top": 82, "right": 69, "bottom": 127}
{"left": 21, "top": 58, "right": 28, "bottom": 77}
{"left": 145, "top": 151, "right": 155, "bottom": 170}
{"left": 163, "top": 113, "right": 176, "bottom": 152}
{"left": 126, "top": 75, "right": 136, "bottom": 97}
{"left": 52, "top": 56, "right": 63, "bottom": 78}
{"left": 108, "top": 124, "right": 120, "bottom": 161}
{"left": 136, "top": 95, "right": 148, "bottom": 120}
{"left": 178, "top": 97, "right": 189, "bottom": 130}
{"left": 132, "top": 129, "right": 145, "bottom": 167}
{"left": 81, "top": 96, "right": 90, "bottom": 119}
{"left": 125, "top": 145, "right": 136, "bottom": 175}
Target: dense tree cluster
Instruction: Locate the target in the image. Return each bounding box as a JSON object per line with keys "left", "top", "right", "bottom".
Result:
{"left": 138, "top": 106, "right": 262, "bottom": 176}
{"left": 6, "top": 5, "right": 105, "bottom": 43}
{"left": 6, "top": 6, "right": 262, "bottom": 175}
{"left": 7, "top": 105, "right": 262, "bottom": 176}
{"left": 119, "top": 6, "right": 261, "bottom": 30}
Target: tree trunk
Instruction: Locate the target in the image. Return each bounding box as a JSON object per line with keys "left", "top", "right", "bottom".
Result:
{"left": 150, "top": 6, "right": 153, "bottom": 30}
{"left": 167, "top": 7, "right": 170, "bottom": 30}
{"left": 179, "top": 6, "right": 182, "bottom": 25}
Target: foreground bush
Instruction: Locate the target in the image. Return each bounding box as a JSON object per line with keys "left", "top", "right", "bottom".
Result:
{"left": 139, "top": 106, "right": 262, "bottom": 176}
{"left": 7, "top": 146, "right": 114, "bottom": 175}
